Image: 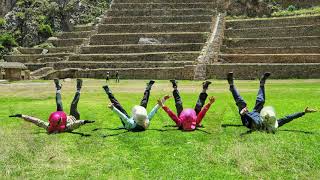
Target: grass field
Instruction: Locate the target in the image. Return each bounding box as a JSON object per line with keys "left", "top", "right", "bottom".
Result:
{"left": 0, "top": 79, "right": 319, "bottom": 179}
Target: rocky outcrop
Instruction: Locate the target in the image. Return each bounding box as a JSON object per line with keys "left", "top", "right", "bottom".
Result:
{"left": 0, "top": 0, "right": 16, "bottom": 17}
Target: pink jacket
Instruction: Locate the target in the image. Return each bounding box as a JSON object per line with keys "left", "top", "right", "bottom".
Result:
{"left": 162, "top": 103, "right": 212, "bottom": 131}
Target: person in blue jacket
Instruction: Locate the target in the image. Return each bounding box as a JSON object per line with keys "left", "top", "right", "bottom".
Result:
{"left": 103, "top": 80, "right": 169, "bottom": 131}
{"left": 227, "top": 72, "right": 317, "bottom": 133}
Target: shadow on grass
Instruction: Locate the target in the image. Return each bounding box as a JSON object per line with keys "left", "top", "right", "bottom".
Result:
{"left": 92, "top": 127, "right": 126, "bottom": 131}
{"left": 221, "top": 124, "right": 243, "bottom": 128}
{"left": 278, "top": 129, "right": 314, "bottom": 134}
{"left": 161, "top": 125, "right": 212, "bottom": 134}
{"left": 67, "top": 131, "right": 92, "bottom": 137}
{"left": 101, "top": 131, "right": 130, "bottom": 138}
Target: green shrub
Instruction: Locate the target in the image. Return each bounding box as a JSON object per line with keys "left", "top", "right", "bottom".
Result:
{"left": 287, "top": 5, "right": 297, "bottom": 12}
{"left": 0, "top": 33, "right": 18, "bottom": 48}
{"left": 0, "top": 18, "right": 6, "bottom": 27}
{"left": 38, "top": 23, "right": 53, "bottom": 38}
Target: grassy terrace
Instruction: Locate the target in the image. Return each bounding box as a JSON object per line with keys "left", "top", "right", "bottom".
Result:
{"left": 0, "top": 79, "right": 319, "bottom": 179}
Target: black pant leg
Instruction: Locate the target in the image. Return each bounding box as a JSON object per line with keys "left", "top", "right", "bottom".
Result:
{"left": 56, "top": 92, "right": 63, "bottom": 111}
{"left": 229, "top": 85, "right": 247, "bottom": 112}
{"left": 253, "top": 85, "right": 265, "bottom": 113}
{"left": 140, "top": 89, "right": 150, "bottom": 108}
{"left": 173, "top": 89, "right": 183, "bottom": 116}
{"left": 194, "top": 92, "right": 208, "bottom": 115}
{"left": 107, "top": 92, "right": 129, "bottom": 117}
{"left": 70, "top": 92, "right": 80, "bottom": 120}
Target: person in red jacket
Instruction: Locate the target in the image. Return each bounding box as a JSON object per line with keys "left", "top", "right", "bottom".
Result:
{"left": 158, "top": 80, "right": 216, "bottom": 131}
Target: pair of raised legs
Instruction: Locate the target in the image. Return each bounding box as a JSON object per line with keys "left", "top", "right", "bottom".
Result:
{"left": 170, "top": 80, "right": 212, "bottom": 117}
{"left": 54, "top": 78, "right": 82, "bottom": 120}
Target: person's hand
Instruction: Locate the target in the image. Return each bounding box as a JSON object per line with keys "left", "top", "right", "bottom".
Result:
{"left": 108, "top": 103, "right": 114, "bottom": 110}
{"left": 209, "top": 97, "right": 215, "bottom": 104}
{"left": 240, "top": 107, "right": 249, "bottom": 115}
{"left": 305, "top": 107, "right": 317, "bottom": 114}
{"left": 9, "top": 114, "right": 22, "bottom": 118}
{"left": 157, "top": 99, "right": 164, "bottom": 107}
{"left": 163, "top": 95, "right": 170, "bottom": 101}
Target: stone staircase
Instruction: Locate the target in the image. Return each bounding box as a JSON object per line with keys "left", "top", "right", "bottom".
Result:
{"left": 206, "top": 15, "right": 320, "bottom": 79}
{"left": 4, "top": 0, "right": 218, "bottom": 80}
{"left": 4, "top": 24, "right": 94, "bottom": 78}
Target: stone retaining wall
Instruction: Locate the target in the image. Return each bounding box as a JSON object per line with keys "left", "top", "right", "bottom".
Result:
{"left": 206, "top": 63, "right": 320, "bottom": 79}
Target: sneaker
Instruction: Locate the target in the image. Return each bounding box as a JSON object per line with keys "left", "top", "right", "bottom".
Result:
{"left": 202, "top": 81, "right": 212, "bottom": 90}
{"left": 102, "top": 85, "right": 111, "bottom": 94}
{"left": 146, "top": 80, "right": 155, "bottom": 90}
{"left": 227, "top": 72, "right": 234, "bottom": 86}
{"left": 260, "top": 72, "right": 271, "bottom": 86}
{"left": 170, "top": 79, "right": 178, "bottom": 88}
{"left": 54, "top": 78, "right": 62, "bottom": 90}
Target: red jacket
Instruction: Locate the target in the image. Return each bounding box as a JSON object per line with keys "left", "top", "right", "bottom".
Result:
{"left": 162, "top": 103, "right": 212, "bottom": 131}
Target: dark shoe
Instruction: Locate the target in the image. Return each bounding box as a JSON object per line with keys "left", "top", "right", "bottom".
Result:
{"left": 84, "top": 120, "right": 95, "bottom": 124}
{"left": 102, "top": 85, "right": 111, "bottom": 94}
{"left": 54, "top": 78, "right": 62, "bottom": 90}
{"left": 202, "top": 81, "right": 212, "bottom": 90}
{"left": 77, "top": 79, "right": 83, "bottom": 91}
{"left": 146, "top": 80, "right": 155, "bottom": 90}
{"left": 227, "top": 72, "right": 234, "bottom": 86}
{"left": 260, "top": 72, "right": 271, "bottom": 86}
{"left": 9, "top": 114, "right": 22, "bottom": 118}
{"left": 170, "top": 79, "right": 178, "bottom": 88}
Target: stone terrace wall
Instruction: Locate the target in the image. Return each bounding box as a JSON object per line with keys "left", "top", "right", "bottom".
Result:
{"left": 43, "top": 66, "right": 196, "bottom": 80}
{"left": 206, "top": 64, "right": 320, "bottom": 79}
{"left": 277, "top": 0, "right": 320, "bottom": 8}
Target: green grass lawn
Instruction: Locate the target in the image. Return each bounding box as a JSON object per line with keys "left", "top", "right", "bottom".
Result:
{"left": 0, "top": 79, "right": 319, "bottom": 179}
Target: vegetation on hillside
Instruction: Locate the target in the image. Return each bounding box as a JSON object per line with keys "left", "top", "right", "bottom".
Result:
{"left": 1, "top": 0, "right": 109, "bottom": 50}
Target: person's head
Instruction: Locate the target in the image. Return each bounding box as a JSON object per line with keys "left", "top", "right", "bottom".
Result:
{"left": 132, "top": 105, "right": 149, "bottom": 129}
{"left": 48, "top": 111, "right": 67, "bottom": 131}
{"left": 179, "top": 109, "right": 197, "bottom": 131}
{"left": 260, "top": 106, "right": 278, "bottom": 132}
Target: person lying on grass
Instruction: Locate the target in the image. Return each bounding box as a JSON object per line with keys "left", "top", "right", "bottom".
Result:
{"left": 9, "top": 79, "right": 95, "bottom": 134}
{"left": 103, "top": 80, "right": 169, "bottom": 131}
{"left": 157, "top": 80, "right": 216, "bottom": 131}
{"left": 227, "top": 72, "right": 317, "bottom": 133}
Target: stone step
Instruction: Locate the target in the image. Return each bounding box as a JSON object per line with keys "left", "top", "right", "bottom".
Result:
{"left": 25, "top": 63, "right": 47, "bottom": 71}
{"left": 4, "top": 53, "right": 72, "bottom": 63}
{"left": 106, "top": 8, "right": 216, "bottom": 17}
{"left": 97, "top": 22, "right": 211, "bottom": 33}
{"left": 224, "top": 36, "right": 320, "bottom": 48}
{"left": 80, "top": 43, "right": 203, "bottom": 54}
{"left": 18, "top": 47, "right": 76, "bottom": 54}
{"left": 219, "top": 54, "right": 320, "bottom": 63}
{"left": 69, "top": 52, "right": 199, "bottom": 62}
{"left": 42, "top": 66, "right": 195, "bottom": 80}
{"left": 53, "top": 61, "right": 194, "bottom": 69}
{"left": 111, "top": 3, "right": 216, "bottom": 9}
{"left": 30, "top": 67, "right": 54, "bottom": 76}
{"left": 47, "top": 38, "right": 87, "bottom": 47}
{"left": 222, "top": 46, "right": 320, "bottom": 54}
{"left": 226, "top": 15, "right": 320, "bottom": 29}
{"left": 56, "top": 31, "right": 92, "bottom": 39}
{"left": 89, "top": 32, "right": 208, "bottom": 45}
{"left": 73, "top": 25, "right": 94, "bottom": 32}
{"left": 206, "top": 63, "right": 320, "bottom": 79}
{"left": 225, "top": 24, "right": 320, "bottom": 38}
{"left": 114, "top": 0, "right": 213, "bottom": 3}
{"left": 102, "top": 15, "right": 214, "bottom": 24}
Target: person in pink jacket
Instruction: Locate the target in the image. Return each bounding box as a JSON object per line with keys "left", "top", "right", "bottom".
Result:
{"left": 158, "top": 80, "right": 216, "bottom": 131}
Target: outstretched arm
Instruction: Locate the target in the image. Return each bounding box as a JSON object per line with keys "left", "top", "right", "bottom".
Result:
{"left": 196, "top": 97, "right": 215, "bottom": 125}
{"left": 108, "top": 104, "right": 135, "bottom": 129}
{"left": 157, "top": 96, "right": 181, "bottom": 126}
{"left": 65, "top": 120, "right": 95, "bottom": 132}
{"left": 148, "top": 95, "right": 170, "bottom": 121}
{"left": 277, "top": 107, "right": 317, "bottom": 128}
{"left": 9, "top": 114, "right": 49, "bottom": 130}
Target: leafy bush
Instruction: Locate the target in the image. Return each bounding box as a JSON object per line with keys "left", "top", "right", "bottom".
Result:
{"left": 0, "top": 18, "right": 6, "bottom": 27}
{"left": 287, "top": 5, "right": 297, "bottom": 12}
{"left": 38, "top": 23, "right": 53, "bottom": 38}
{"left": 0, "top": 33, "right": 18, "bottom": 48}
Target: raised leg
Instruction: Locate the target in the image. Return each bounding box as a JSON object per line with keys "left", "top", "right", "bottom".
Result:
{"left": 254, "top": 72, "right": 270, "bottom": 112}
{"left": 54, "top": 78, "right": 63, "bottom": 111}
{"left": 103, "top": 85, "right": 129, "bottom": 117}
{"left": 70, "top": 79, "right": 82, "bottom": 120}
{"left": 194, "top": 81, "right": 211, "bottom": 115}
{"left": 170, "top": 80, "right": 183, "bottom": 116}
{"left": 140, "top": 80, "right": 155, "bottom": 108}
